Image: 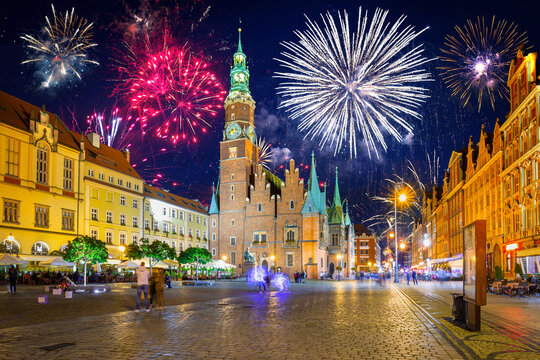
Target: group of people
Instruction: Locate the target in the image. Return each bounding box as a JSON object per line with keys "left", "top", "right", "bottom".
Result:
{"left": 135, "top": 262, "right": 167, "bottom": 312}
{"left": 406, "top": 270, "right": 419, "bottom": 285}
{"left": 294, "top": 270, "right": 307, "bottom": 283}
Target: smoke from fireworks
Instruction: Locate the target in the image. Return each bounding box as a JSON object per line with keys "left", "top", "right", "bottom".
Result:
{"left": 439, "top": 16, "right": 528, "bottom": 111}
{"left": 20, "top": 4, "right": 99, "bottom": 88}
{"left": 113, "top": 37, "right": 225, "bottom": 145}
{"left": 276, "top": 7, "right": 432, "bottom": 159}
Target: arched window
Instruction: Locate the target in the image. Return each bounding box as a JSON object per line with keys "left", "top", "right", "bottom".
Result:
{"left": 258, "top": 203, "right": 262, "bottom": 212}
{"left": 31, "top": 241, "right": 49, "bottom": 255}
{"left": 286, "top": 230, "right": 295, "bottom": 241}
{"left": 36, "top": 143, "right": 48, "bottom": 184}
{"left": 230, "top": 194, "right": 234, "bottom": 201}
{"left": 212, "top": 219, "right": 216, "bottom": 227}
{"left": 289, "top": 200, "right": 294, "bottom": 210}
{"left": 231, "top": 113, "right": 235, "bottom": 121}
{"left": 0, "top": 239, "right": 20, "bottom": 254}
{"left": 212, "top": 248, "right": 216, "bottom": 256}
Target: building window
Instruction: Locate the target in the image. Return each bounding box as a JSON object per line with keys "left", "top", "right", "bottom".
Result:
{"left": 179, "top": 242, "right": 183, "bottom": 251}
{"left": 145, "top": 202, "right": 150, "bottom": 212}
{"left": 126, "top": 181, "right": 131, "bottom": 189}
{"left": 3, "top": 200, "right": 20, "bottom": 223}
{"left": 230, "top": 251, "right": 236, "bottom": 265}
{"left": 63, "top": 158, "right": 73, "bottom": 190}
{"left": 99, "top": 172, "right": 104, "bottom": 180}
{"left": 196, "top": 216, "right": 200, "bottom": 224}
{"left": 188, "top": 228, "right": 193, "bottom": 236}
{"left": 196, "top": 229, "right": 200, "bottom": 238}
{"left": 132, "top": 216, "right": 138, "bottom": 227}
{"left": 134, "top": 184, "right": 140, "bottom": 191}
{"left": 91, "top": 208, "right": 98, "bottom": 221}
{"left": 229, "top": 147, "right": 237, "bottom": 159}
{"left": 203, "top": 218, "right": 207, "bottom": 226}
{"left": 106, "top": 211, "right": 113, "bottom": 223}
{"left": 163, "top": 223, "right": 169, "bottom": 233}
{"left": 91, "top": 229, "right": 98, "bottom": 239}
{"left": 132, "top": 234, "right": 138, "bottom": 244}
{"left": 188, "top": 214, "right": 193, "bottom": 222}
{"left": 212, "top": 233, "right": 216, "bottom": 241}
{"left": 31, "top": 241, "right": 49, "bottom": 255}
{"left": 231, "top": 219, "right": 235, "bottom": 226}
{"left": 171, "top": 241, "right": 176, "bottom": 250}
{"left": 118, "top": 179, "right": 123, "bottom": 186}
{"left": 180, "top": 226, "right": 184, "bottom": 235}
{"left": 203, "top": 231, "right": 207, "bottom": 239}
{"left": 106, "top": 192, "right": 113, "bottom": 202}
{"left": 172, "top": 209, "right": 177, "bottom": 218}
{"left": 106, "top": 231, "right": 113, "bottom": 244}
{"left": 132, "top": 200, "right": 138, "bottom": 209}
{"left": 120, "top": 214, "right": 126, "bottom": 225}
{"left": 212, "top": 248, "right": 216, "bottom": 256}
{"left": 230, "top": 237, "right": 236, "bottom": 246}
{"left": 212, "top": 219, "right": 216, "bottom": 227}
{"left": 36, "top": 144, "right": 48, "bottom": 184}
{"left": 163, "top": 208, "right": 167, "bottom": 216}
{"left": 144, "top": 219, "right": 150, "bottom": 229}
{"left": 62, "top": 210, "right": 74, "bottom": 230}
{"left": 286, "top": 230, "right": 295, "bottom": 241}
{"left": 35, "top": 205, "right": 49, "bottom": 227}
{"left": 290, "top": 200, "right": 294, "bottom": 210}
{"left": 230, "top": 185, "right": 235, "bottom": 192}
{"left": 287, "top": 254, "right": 294, "bottom": 267}
{"left": 180, "top": 212, "right": 184, "bottom": 220}
{"left": 119, "top": 233, "right": 126, "bottom": 245}
{"left": 88, "top": 169, "right": 94, "bottom": 177}
{"left": 120, "top": 196, "right": 126, "bottom": 206}
{"left": 154, "top": 222, "right": 159, "bottom": 231}
{"left": 258, "top": 203, "right": 262, "bottom": 212}
{"left": 6, "top": 138, "right": 20, "bottom": 177}
{"left": 109, "top": 175, "right": 114, "bottom": 183}
{"left": 230, "top": 194, "right": 234, "bottom": 201}
{"left": 231, "top": 174, "right": 235, "bottom": 180}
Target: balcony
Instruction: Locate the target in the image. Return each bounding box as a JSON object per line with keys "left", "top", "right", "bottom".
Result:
{"left": 283, "top": 240, "right": 297, "bottom": 248}
{"left": 252, "top": 240, "right": 268, "bottom": 247}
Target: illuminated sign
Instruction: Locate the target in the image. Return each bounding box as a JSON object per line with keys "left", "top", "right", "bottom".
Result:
{"left": 506, "top": 243, "right": 518, "bottom": 251}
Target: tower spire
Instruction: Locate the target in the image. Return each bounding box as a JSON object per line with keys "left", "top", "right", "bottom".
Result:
{"left": 237, "top": 22, "right": 243, "bottom": 53}
{"left": 333, "top": 167, "right": 342, "bottom": 208}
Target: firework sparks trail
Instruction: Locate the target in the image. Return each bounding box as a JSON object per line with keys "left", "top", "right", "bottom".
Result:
{"left": 114, "top": 37, "right": 226, "bottom": 145}
{"left": 439, "top": 16, "right": 527, "bottom": 111}
{"left": 20, "top": 4, "right": 99, "bottom": 88}
{"left": 86, "top": 108, "right": 140, "bottom": 149}
{"left": 256, "top": 137, "right": 273, "bottom": 169}
{"left": 275, "top": 7, "right": 432, "bottom": 158}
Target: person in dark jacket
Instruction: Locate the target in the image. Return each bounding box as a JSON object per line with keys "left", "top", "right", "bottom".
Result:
{"left": 8, "top": 265, "right": 18, "bottom": 294}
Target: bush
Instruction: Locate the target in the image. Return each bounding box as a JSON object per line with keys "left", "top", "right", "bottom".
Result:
{"left": 494, "top": 265, "right": 504, "bottom": 280}
{"left": 514, "top": 263, "right": 524, "bottom": 278}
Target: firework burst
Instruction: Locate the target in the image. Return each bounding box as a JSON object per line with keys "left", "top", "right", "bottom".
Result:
{"left": 256, "top": 137, "right": 272, "bottom": 169}
{"left": 114, "top": 38, "right": 225, "bottom": 145}
{"left": 275, "top": 7, "right": 432, "bottom": 159}
{"left": 20, "top": 4, "right": 99, "bottom": 88}
{"left": 439, "top": 16, "right": 527, "bottom": 111}
{"left": 86, "top": 108, "right": 139, "bottom": 150}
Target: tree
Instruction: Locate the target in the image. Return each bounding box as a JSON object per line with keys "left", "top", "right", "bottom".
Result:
{"left": 177, "top": 247, "right": 212, "bottom": 282}
{"left": 125, "top": 239, "right": 176, "bottom": 273}
{"left": 514, "top": 262, "right": 524, "bottom": 278}
{"left": 494, "top": 265, "right": 504, "bottom": 280}
{"left": 63, "top": 236, "right": 108, "bottom": 286}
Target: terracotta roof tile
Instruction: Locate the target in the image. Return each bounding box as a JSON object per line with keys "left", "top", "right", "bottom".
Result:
{"left": 0, "top": 91, "right": 80, "bottom": 150}
{"left": 144, "top": 184, "right": 207, "bottom": 214}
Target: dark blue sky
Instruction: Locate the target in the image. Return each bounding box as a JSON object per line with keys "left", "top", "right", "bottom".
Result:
{"left": 1, "top": 0, "right": 539, "bottom": 232}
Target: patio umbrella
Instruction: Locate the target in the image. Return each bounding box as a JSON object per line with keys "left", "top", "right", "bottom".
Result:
{"left": 0, "top": 254, "right": 28, "bottom": 266}
{"left": 116, "top": 260, "right": 139, "bottom": 269}
{"left": 39, "top": 257, "right": 75, "bottom": 267}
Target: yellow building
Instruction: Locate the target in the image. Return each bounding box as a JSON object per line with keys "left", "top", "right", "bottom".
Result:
{"left": 78, "top": 132, "right": 145, "bottom": 261}
{"left": 143, "top": 184, "right": 209, "bottom": 255}
{"left": 0, "top": 91, "right": 83, "bottom": 257}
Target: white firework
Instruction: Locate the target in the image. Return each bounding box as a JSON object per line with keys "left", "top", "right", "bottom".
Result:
{"left": 275, "top": 8, "right": 432, "bottom": 158}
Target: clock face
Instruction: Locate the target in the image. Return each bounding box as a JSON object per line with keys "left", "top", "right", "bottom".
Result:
{"left": 234, "top": 72, "right": 245, "bottom": 83}
{"left": 226, "top": 122, "right": 242, "bottom": 140}
{"left": 247, "top": 126, "right": 256, "bottom": 142}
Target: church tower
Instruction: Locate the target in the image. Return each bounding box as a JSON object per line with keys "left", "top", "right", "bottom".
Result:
{"left": 214, "top": 27, "right": 258, "bottom": 266}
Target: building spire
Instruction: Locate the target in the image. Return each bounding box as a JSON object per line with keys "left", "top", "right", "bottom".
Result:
{"left": 237, "top": 23, "right": 243, "bottom": 53}
{"left": 209, "top": 182, "right": 219, "bottom": 214}
{"left": 333, "top": 167, "right": 342, "bottom": 208}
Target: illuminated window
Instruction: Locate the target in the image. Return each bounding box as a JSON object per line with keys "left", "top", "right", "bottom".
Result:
{"left": 91, "top": 208, "right": 98, "bottom": 221}
{"left": 3, "top": 200, "right": 19, "bottom": 223}
{"left": 6, "top": 138, "right": 20, "bottom": 177}
{"left": 36, "top": 144, "right": 48, "bottom": 184}
{"left": 229, "top": 147, "right": 237, "bottom": 159}
{"left": 34, "top": 205, "right": 49, "bottom": 227}
{"left": 31, "top": 241, "right": 49, "bottom": 255}
{"left": 62, "top": 210, "right": 74, "bottom": 230}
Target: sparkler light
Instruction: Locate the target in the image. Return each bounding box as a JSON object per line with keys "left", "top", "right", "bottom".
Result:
{"left": 439, "top": 16, "right": 528, "bottom": 111}
{"left": 246, "top": 266, "right": 269, "bottom": 289}
{"left": 271, "top": 273, "right": 290, "bottom": 292}
{"left": 256, "top": 137, "right": 272, "bottom": 169}
{"left": 20, "top": 4, "right": 99, "bottom": 88}
{"left": 276, "top": 8, "right": 431, "bottom": 158}
{"left": 115, "top": 41, "right": 226, "bottom": 144}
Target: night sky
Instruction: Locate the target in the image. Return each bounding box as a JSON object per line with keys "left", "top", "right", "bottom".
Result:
{"left": 1, "top": 0, "right": 539, "bottom": 236}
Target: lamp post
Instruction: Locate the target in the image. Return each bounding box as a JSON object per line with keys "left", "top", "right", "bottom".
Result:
{"left": 394, "top": 188, "right": 407, "bottom": 283}
{"left": 270, "top": 255, "right": 275, "bottom": 273}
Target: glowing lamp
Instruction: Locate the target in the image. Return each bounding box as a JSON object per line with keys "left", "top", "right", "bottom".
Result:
{"left": 7, "top": 234, "right": 14, "bottom": 242}
{"left": 399, "top": 193, "right": 407, "bottom": 202}
{"left": 270, "top": 255, "right": 275, "bottom": 261}
{"left": 119, "top": 245, "right": 125, "bottom": 253}
{"left": 506, "top": 243, "right": 518, "bottom": 251}
{"left": 368, "top": 262, "right": 372, "bottom": 267}
{"left": 222, "top": 255, "right": 227, "bottom": 261}
{"left": 399, "top": 242, "right": 406, "bottom": 250}
{"left": 389, "top": 232, "right": 395, "bottom": 239}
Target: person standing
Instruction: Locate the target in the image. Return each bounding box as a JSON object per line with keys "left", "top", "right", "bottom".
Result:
{"left": 135, "top": 262, "right": 150, "bottom": 312}
{"left": 8, "top": 265, "right": 18, "bottom": 294}
{"left": 149, "top": 270, "right": 157, "bottom": 309}
{"left": 412, "top": 270, "right": 418, "bottom": 285}
{"left": 302, "top": 270, "right": 307, "bottom": 283}
{"left": 406, "top": 270, "right": 410, "bottom": 285}
{"left": 154, "top": 269, "right": 166, "bottom": 310}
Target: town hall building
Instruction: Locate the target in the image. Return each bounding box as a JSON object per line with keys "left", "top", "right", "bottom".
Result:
{"left": 208, "top": 29, "right": 354, "bottom": 278}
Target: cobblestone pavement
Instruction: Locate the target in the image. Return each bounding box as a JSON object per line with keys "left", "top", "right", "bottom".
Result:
{"left": 0, "top": 280, "right": 538, "bottom": 359}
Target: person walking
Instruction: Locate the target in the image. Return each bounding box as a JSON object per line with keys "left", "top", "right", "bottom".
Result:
{"left": 302, "top": 270, "right": 307, "bottom": 283}
{"left": 154, "top": 269, "right": 166, "bottom": 310}
{"left": 8, "top": 265, "right": 18, "bottom": 294}
{"left": 149, "top": 269, "right": 157, "bottom": 309}
{"left": 406, "top": 270, "right": 410, "bottom": 285}
{"left": 412, "top": 270, "right": 418, "bottom": 285}
{"left": 135, "top": 262, "right": 150, "bottom": 312}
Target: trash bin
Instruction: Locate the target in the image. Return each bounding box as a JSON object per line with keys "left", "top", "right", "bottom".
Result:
{"left": 451, "top": 293, "right": 465, "bottom": 323}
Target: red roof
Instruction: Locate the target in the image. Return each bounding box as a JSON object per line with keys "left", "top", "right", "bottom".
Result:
{"left": 0, "top": 91, "right": 80, "bottom": 150}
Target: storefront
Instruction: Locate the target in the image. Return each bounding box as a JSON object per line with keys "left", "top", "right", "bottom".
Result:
{"left": 516, "top": 246, "right": 540, "bottom": 275}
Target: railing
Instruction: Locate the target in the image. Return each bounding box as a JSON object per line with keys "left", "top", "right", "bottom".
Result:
{"left": 283, "top": 240, "right": 297, "bottom": 248}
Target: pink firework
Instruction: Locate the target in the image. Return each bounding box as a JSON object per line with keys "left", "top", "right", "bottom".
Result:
{"left": 126, "top": 46, "right": 225, "bottom": 144}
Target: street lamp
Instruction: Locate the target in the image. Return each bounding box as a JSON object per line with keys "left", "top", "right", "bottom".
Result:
{"left": 119, "top": 245, "right": 125, "bottom": 262}
{"left": 222, "top": 255, "right": 227, "bottom": 262}
{"left": 394, "top": 188, "right": 407, "bottom": 283}
{"left": 399, "top": 242, "right": 406, "bottom": 250}
{"left": 337, "top": 254, "right": 343, "bottom": 280}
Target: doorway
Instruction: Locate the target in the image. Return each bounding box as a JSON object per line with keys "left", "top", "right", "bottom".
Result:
{"left": 262, "top": 260, "right": 269, "bottom": 270}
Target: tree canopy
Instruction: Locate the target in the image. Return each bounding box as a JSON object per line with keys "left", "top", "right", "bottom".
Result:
{"left": 63, "top": 236, "right": 109, "bottom": 286}
{"left": 125, "top": 239, "right": 176, "bottom": 268}
{"left": 178, "top": 247, "right": 212, "bottom": 266}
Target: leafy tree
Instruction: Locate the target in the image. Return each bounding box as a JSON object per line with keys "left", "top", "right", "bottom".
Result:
{"left": 177, "top": 247, "right": 212, "bottom": 282}
{"left": 125, "top": 239, "right": 176, "bottom": 273}
{"left": 63, "top": 236, "right": 108, "bottom": 286}
{"left": 50, "top": 249, "right": 67, "bottom": 258}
